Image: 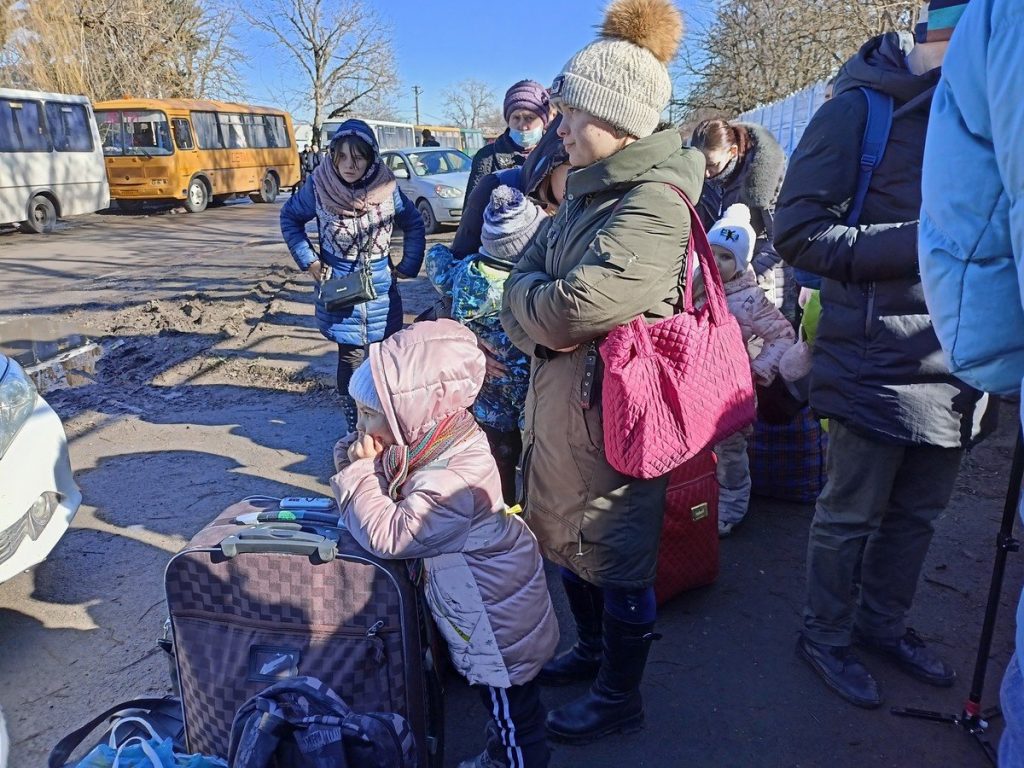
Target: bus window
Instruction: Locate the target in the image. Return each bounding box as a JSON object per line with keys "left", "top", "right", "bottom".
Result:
{"left": 94, "top": 110, "right": 173, "bottom": 155}
{"left": 45, "top": 102, "right": 94, "bottom": 152}
{"left": 264, "top": 115, "right": 288, "bottom": 148}
{"left": 191, "top": 111, "right": 223, "bottom": 149}
{"left": 0, "top": 100, "right": 50, "bottom": 152}
{"left": 172, "top": 119, "right": 194, "bottom": 150}
{"left": 217, "top": 113, "right": 247, "bottom": 149}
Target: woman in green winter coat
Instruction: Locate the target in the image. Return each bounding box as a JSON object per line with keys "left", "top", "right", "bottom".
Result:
{"left": 501, "top": 0, "right": 705, "bottom": 747}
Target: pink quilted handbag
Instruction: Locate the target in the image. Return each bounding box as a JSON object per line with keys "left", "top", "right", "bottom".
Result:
{"left": 599, "top": 186, "right": 756, "bottom": 479}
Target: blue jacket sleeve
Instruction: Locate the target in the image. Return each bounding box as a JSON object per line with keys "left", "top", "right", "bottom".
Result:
{"left": 280, "top": 180, "right": 319, "bottom": 270}
{"left": 393, "top": 189, "right": 426, "bottom": 277}
{"left": 919, "top": 0, "right": 1024, "bottom": 395}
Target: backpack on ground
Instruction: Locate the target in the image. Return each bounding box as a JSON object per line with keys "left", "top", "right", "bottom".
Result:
{"left": 228, "top": 676, "right": 415, "bottom": 768}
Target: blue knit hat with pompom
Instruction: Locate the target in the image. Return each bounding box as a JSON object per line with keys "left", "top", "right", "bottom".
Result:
{"left": 480, "top": 185, "right": 544, "bottom": 263}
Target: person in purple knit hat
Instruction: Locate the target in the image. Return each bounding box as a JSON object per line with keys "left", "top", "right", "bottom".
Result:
{"left": 466, "top": 79, "right": 550, "bottom": 198}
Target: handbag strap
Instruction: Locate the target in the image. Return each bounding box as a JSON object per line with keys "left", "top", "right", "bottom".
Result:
{"left": 597, "top": 183, "right": 729, "bottom": 325}
{"left": 665, "top": 185, "right": 729, "bottom": 324}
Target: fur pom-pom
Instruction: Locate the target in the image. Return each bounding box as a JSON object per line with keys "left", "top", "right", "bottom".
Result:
{"left": 601, "top": 0, "right": 684, "bottom": 64}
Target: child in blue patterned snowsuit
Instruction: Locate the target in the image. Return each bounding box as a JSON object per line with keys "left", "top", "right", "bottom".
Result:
{"left": 426, "top": 186, "right": 545, "bottom": 503}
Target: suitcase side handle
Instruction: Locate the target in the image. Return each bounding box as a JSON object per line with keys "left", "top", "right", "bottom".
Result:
{"left": 220, "top": 527, "right": 337, "bottom": 562}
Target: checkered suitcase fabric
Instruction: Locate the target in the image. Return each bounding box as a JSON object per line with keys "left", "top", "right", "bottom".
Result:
{"left": 749, "top": 407, "right": 828, "bottom": 504}
{"left": 165, "top": 500, "right": 432, "bottom": 763}
{"left": 654, "top": 450, "right": 720, "bottom": 605}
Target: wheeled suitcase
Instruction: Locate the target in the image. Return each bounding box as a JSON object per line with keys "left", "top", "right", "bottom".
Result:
{"left": 164, "top": 497, "right": 443, "bottom": 766}
{"left": 654, "top": 450, "right": 720, "bottom": 605}
{"left": 749, "top": 407, "right": 828, "bottom": 503}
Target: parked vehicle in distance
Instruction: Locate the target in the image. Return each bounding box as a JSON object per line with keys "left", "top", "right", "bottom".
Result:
{"left": 0, "top": 352, "right": 81, "bottom": 584}
{"left": 380, "top": 147, "right": 471, "bottom": 234}
{"left": 92, "top": 98, "right": 300, "bottom": 213}
{"left": 0, "top": 88, "right": 109, "bottom": 234}
{"left": 322, "top": 118, "right": 416, "bottom": 151}
{"left": 321, "top": 119, "right": 484, "bottom": 157}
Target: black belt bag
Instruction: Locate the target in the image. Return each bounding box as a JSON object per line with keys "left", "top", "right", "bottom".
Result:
{"left": 318, "top": 257, "right": 377, "bottom": 313}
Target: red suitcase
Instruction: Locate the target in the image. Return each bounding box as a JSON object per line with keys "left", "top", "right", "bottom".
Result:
{"left": 654, "top": 450, "right": 720, "bottom": 605}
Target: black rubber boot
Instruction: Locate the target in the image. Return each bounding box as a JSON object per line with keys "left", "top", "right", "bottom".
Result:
{"left": 537, "top": 576, "right": 604, "bottom": 686}
{"left": 546, "top": 613, "right": 656, "bottom": 744}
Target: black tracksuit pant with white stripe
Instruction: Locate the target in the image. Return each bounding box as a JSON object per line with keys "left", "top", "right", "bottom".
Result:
{"left": 478, "top": 679, "right": 549, "bottom": 767}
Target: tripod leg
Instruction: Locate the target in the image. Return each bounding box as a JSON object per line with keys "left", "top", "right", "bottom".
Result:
{"left": 964, "top": 427, "right": 1024, "bottom": 714}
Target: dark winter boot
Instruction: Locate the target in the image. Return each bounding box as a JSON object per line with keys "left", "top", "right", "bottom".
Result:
{"left": 537, "top": 576, "right": 604, "bottom": 686}
{"left": 545, "top": 613, "right": 656, "bottom": 744}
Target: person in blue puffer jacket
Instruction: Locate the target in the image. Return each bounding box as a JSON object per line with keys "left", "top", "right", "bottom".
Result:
{"left": 918, "top": 1, "right": 1024, "bottom": 764}
{"left": 281, "top": 119, "right": 425, "bottom": 428}
{"left": 426, "top": 186, "right": 545, "bottom": 504}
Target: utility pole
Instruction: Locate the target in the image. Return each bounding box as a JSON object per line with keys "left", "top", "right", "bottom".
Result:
{"left": 413, "top": 86, "right": 423, "bottom": 127}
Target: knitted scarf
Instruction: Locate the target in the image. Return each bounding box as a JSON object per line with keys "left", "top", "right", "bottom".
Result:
{"left": 312, "top": 153, "right": 396, "bottom": 218}
{"left": 381, "top": 409, "right": 479, "bottom": 500}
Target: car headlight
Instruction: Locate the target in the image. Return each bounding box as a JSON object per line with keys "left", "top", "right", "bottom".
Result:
{"left": 434, "top": 185, "right": 462, "bottom": 199}
{"left": 26, "top": 492, "right": 61, "bottom": 540}
{"left": 0, "top": 358, "right": 37, "bottom": 460}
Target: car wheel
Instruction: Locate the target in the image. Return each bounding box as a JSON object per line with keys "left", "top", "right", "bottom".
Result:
{"left": 249, "top": 173, "right": 279, "bottom": 204}
{"left": 417, "top": 200, "right": 438, "bottom": 235}
{"left": 20, "top": 195, "right": 57, "bottom": 234}
{"left": 184, "top": 178, "right": 209, "bottom": 213}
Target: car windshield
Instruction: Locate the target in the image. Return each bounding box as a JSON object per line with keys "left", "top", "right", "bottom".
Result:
{"left": 95, "top": 110, "right": 174, "bottom": 156}
{"left": 406, "top": 151, "right": 470, "bottom": 176}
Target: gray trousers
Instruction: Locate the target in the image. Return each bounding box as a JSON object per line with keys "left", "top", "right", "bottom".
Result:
{"left": 803, "top": 421, "right": 963, "bottom": 646}
{"left": 714, "top": 430, "right": 751, "bottom": 526}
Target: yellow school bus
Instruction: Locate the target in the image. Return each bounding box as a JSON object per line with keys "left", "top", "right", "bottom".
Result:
{"left": 92, "top": 98, "right": 300, "bottom": 213}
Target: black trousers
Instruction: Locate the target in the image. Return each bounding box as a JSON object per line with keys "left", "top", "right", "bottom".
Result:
{"left": 335, "top": 285, "right": 404, "bottom": 430}
{"left": 481, "top": 425, "right": 523, "bottom": 506}
{"left": 476, "top": 679, "right": 549, "bottom": 768}
{"left": 336, "top": 343, "right": 366, "bottom": 431}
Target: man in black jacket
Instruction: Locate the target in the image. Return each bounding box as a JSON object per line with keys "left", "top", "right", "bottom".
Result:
{"left": 775, "top": 3, "right": 988, "bottom": 709}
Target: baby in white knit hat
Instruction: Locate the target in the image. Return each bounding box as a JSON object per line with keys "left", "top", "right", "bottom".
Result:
{"left": 706, "top": 203, "right": 796, "bottom": 536}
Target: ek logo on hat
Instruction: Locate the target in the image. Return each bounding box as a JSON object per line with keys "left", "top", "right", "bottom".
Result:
{"left": 550, "top": 75, "right": 565, "bottom": 97}
{"left": 721, "top": 228, "right": 740, "bottom": 242}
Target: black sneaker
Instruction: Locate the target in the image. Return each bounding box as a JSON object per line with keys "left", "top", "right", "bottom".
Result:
{"left": 855, "top": 628, "right": 956, "bottom": 688}
{"left": 796, "top": 634, "right": 882, "bottom": 709}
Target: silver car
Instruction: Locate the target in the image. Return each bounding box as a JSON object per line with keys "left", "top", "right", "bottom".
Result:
{"left": 381, "top": 148, "right": 471, "bottom": 234}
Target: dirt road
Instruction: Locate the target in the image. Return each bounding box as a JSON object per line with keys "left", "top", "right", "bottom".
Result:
{"left": 0, "top": 199, "right": 1019, "bottom": 767}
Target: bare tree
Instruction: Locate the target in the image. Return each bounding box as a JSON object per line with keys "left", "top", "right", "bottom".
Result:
{"left": 680, "top": 0, "right": 919, "bottom": 117}
{"left": 442, "top": 79, "right": 498, "bottom": 129}
{"left": 7, "top": 0, "right": 244, "bottom": 100}
{"left": 245, "top": 0, "right": 399, "bottom": 144}
{"left": 178, "top": 3, "right": 246, "bottom": 100}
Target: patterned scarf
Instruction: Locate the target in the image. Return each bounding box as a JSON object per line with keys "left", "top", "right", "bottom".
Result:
{"left": 312, "top": 153, "right": 396, "bottom": 218}
{"left": 381, "top": 409, "right": 480, "bottom": 500}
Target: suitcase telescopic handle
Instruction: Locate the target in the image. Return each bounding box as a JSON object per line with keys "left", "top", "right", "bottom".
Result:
{"left": 220, "top": 527, "right": 337, "bottom": 562}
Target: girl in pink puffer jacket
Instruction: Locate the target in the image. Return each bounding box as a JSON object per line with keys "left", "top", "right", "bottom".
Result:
{"left": 331, "top": 319, "right": 558, "bottom": 768}
{"left": 707, "top": 204, "right": 796, "bottom": 537}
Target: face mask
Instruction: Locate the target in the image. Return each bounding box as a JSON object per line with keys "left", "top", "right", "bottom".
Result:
{"left": 510, "top": 126, "right": 543, "bottom": 149}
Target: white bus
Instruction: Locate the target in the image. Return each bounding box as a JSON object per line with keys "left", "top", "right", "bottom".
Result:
{"left": 321, "top": 118, "right": 417, "bottom": 151}
{"left": 0, "top": 88, "right": 109, "bottom": 233}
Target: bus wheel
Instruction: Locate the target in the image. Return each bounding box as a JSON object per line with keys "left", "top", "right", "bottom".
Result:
{"left": 21, "top": 195, "right": 57, "bottom": 234}
{"left": 185, "top": 178, "right": 209, "bottom": 213}
{"left": 250, "top": 173, "right": 279, "bottom": 204}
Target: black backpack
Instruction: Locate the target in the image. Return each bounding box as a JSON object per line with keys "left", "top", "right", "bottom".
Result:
{"left": 228, "top": 677, "right": 416, "bottom": 768}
